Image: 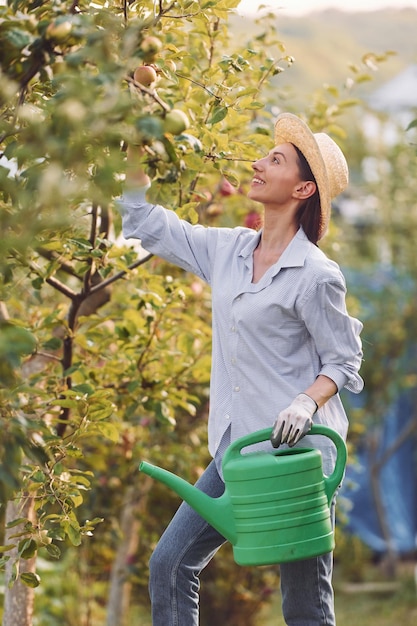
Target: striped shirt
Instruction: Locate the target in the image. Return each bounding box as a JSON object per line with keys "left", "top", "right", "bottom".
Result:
{"left": 117, "top": 189, "right": 364, "bottom": 475}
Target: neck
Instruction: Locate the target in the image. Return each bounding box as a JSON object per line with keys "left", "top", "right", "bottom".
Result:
{"left": 259, "top": 211, "right": 298, "bottom": 254}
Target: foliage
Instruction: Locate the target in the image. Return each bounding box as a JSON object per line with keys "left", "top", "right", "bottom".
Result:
{"left": 0, "top": 0, "right": 410, "bottom": 622}
{"left": 0, "top": 0, "right": 299, "bottom": 620}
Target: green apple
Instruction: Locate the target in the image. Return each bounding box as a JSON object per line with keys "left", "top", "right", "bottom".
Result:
{"left": 45, "top": 20, "right": 72, "bottom": 42}
{"left": 140, "top": 36, "right": 163, "bottom": 62}
{"left": 164, "top": 109, "right": 190, "bottom": 135}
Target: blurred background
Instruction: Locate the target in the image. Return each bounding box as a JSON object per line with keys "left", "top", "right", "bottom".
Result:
{"left": 0, "top": 1, "right": 416, "bottom": 624}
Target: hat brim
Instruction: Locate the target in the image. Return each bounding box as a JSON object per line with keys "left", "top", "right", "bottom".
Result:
{"left": 274, "top": 113, "right": 330, "bottom": 237}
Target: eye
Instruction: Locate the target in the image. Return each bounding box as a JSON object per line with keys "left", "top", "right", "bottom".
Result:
{"left": 272, "top": 155, "right": 280, "bottom": 164}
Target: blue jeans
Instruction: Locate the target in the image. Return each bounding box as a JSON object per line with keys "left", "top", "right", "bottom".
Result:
{"left": 149, "top": 460, "right": 336, "bottom": 625}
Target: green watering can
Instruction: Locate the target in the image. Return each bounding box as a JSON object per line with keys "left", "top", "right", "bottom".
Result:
{"left": 139, "top": 424, "right": 347, "bottom": 566}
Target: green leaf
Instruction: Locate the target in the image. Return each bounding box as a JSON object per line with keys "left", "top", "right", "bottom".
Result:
{"left": 6, "top": 517, "right": 28, "bottom": 529}
{"left": 31, "top": 277, "right": 44, "bottom": 290}
{"left": 70, "top": 493, "right": 84, "bottom": 508}
{"left": 49, "top": 399, "right": 79, "bottom": 409}
{"left": 70, "top": 474, "right": 91, "bottom": 488}
{"left": 66, "top": 445, "right": 83, "bottom": 458}
{"left": 72, "top": 383, "right": 95, "bottom": 396}
{"left": 42, "top": 337, "right": 62, "bottom": 351}
{"left": 0, "top": 543, "right": 17, "bottom": 553}
{"left": 92, "top": 421, "right": 119, "bottom": 442}
{"left": 20, "top": 572, "right": 41, "bottom": 588}
{"left": 207, "top": 105, "right": 228, "bottom": 125}
{"left": 135, "top": 115, "right": 164, "bottom": 139}
{"left": 66, "top": 523, "right": 82, "bottom": 546}
{"left": 406, "top": 119, "right": 417, "bottom": 131}
{"left": 246, "top": 101, "right": 263, "bottom": 110}
{"left": 45, "top": 543, "right": 61, "bottom": 559}
{"left": 8, "top": 562, "right": 18, "bottom": 587}
{"left": 236, "top": 87, "right": 258, "bottom": 99}
{"left": 18, "top": 538, "right": 37, "bottom": 559}
{"left": 6, "top": 28, "right": 31, "bottom": 50}
{"left": 0, "top": 323, "right": 36, "bottom": 359}
{"left": 161, "top": 135, "right": 179, "bottom": 164}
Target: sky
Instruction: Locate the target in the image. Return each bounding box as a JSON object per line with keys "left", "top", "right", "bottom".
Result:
{"left": 237, "top": 0, "right": 417, "bottom": 15}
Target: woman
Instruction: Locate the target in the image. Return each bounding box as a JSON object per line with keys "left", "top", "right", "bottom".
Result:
{"left": 118, "top": 112, "right": 364, "bottom": 625}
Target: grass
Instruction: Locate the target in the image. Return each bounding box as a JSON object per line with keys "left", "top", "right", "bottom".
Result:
{"left": 260, "top": 564, "right": 417, "bottom": 626}
{"left": 261, "top": 587, "right": 417, "bottom": 626}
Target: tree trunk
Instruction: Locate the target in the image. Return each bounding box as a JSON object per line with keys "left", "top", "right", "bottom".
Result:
{"left": 2, "top": 497, "right": 36, "bottom": 626}
{"left": 106, "top": 477, "right": 153, "bottom": 626}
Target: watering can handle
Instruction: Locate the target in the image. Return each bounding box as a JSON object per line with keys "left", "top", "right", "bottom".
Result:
{"left": 226, "top": 424, "right": 347, "bottom": 505}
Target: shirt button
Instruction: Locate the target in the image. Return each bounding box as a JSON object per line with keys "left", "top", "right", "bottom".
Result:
{"left": 234, "top": 386, "right": 240, "bottom": 392}
{"left": 225, "top": 414, "right": 230, "bottom": 420}
{"left": 231, "top": 326, "right": 236, "bottom": 332}
{"left": 231, "top": 357, "right": 236, "bottom": 364}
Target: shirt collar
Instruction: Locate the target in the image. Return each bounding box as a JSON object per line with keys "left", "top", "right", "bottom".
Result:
{"left": 239, "top": 226, "right": 311, "bottom": 269}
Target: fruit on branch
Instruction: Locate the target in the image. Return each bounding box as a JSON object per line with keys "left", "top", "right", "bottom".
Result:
{"left": 45, "top": 19, "right": 73, "bottom": 42}
{"left": 244, "top": 210, "right": 262, "bottom": 230}
{"left": 140, "top": 36, "right": 163, "bottom": 62}
{"left": 164, "top": 109, "right": 190, "bottom": 135}
{"left": 219, "top": 177, "right": 237, "bottom": 196}
{"left": 206, "top": 203, "right": 223, "bottom": 217}
{"left": 133, "top": 65, "right": 157, "bottom": 87}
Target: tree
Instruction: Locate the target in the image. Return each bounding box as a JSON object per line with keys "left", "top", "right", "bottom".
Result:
{"left": 0, "top": 1, "right": 293, "bottom": 623}
{"left": 0, "top": 0, "right": 394, "bottom": 623}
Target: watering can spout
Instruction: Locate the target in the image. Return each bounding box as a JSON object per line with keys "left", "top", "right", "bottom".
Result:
{"left": 139, "top": 461, "right": 237, "bottom": 544}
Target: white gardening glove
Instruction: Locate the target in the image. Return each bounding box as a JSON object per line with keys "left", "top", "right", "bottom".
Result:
{"left": 271, "top": 393, "right": 318, "bottom": 448}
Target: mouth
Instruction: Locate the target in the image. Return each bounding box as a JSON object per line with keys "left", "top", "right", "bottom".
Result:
{"left": 251, "top": 177, "right": 265, "bottom": 186}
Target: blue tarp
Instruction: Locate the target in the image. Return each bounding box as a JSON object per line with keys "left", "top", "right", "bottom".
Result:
{"left": 341, "top": 391, "right": 417, "bottom": 553}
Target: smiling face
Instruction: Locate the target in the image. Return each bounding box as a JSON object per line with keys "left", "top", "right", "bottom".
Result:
{"left": 247, "top": 142, "right": 316, "bottom": 210}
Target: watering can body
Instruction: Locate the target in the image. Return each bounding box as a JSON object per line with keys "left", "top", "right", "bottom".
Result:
{"left": 140, "top": 424, "right": 347, "bottom": 566}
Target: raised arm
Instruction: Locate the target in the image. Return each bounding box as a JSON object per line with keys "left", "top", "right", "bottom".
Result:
{"left": 125, "top": 144, "right": 151, "bottom": 190}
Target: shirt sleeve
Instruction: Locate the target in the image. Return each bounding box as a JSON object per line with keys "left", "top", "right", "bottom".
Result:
{"left": 116, "top": 188, "right": 214, "bottom": 283}
{"left": 300, "top": 278, "right": 364, "bottom": 394}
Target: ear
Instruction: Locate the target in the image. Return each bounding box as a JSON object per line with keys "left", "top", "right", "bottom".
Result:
{"left": 294, "top": 181, "right": 316, "bottom": 200}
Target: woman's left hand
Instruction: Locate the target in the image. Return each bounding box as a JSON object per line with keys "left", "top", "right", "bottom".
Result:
{"left": 271, "top": 393, "right": 317, "bottom": 448}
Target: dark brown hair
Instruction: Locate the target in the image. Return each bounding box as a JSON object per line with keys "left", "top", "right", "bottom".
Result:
{"left": 293, "top": 145, "right": 322, "bottom": 245}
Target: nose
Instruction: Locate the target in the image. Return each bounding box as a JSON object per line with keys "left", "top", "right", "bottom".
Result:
{"left": 252, "top": 158, "right": 263, "bottom": 172}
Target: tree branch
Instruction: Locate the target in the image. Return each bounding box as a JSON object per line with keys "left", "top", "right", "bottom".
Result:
{"left": 126, "top": 76, "right": 170, "bottom": 112}
{"left": 36, "top": 248, "right": 81, "bottom": 279}
{"left": 88, "top": 253, "right": 154, "bottom": 294}
{"left": 374, "top": 413, "right": 417, "bottom": 471}
{"left": 45, "top": 275, "right": 78, "bottom": 300}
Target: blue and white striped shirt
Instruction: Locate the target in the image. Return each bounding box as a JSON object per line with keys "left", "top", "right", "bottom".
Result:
{"left": 118, "top": 189, "right": 363, "bottom": 475}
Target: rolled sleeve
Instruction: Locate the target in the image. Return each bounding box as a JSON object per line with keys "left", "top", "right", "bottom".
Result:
{"left": 302, "top": 279, "right": 364, "bottom": 394}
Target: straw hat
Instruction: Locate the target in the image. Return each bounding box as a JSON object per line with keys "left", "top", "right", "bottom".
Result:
{"left": 274, "top": 112, "right": 349, "bottom": 239}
